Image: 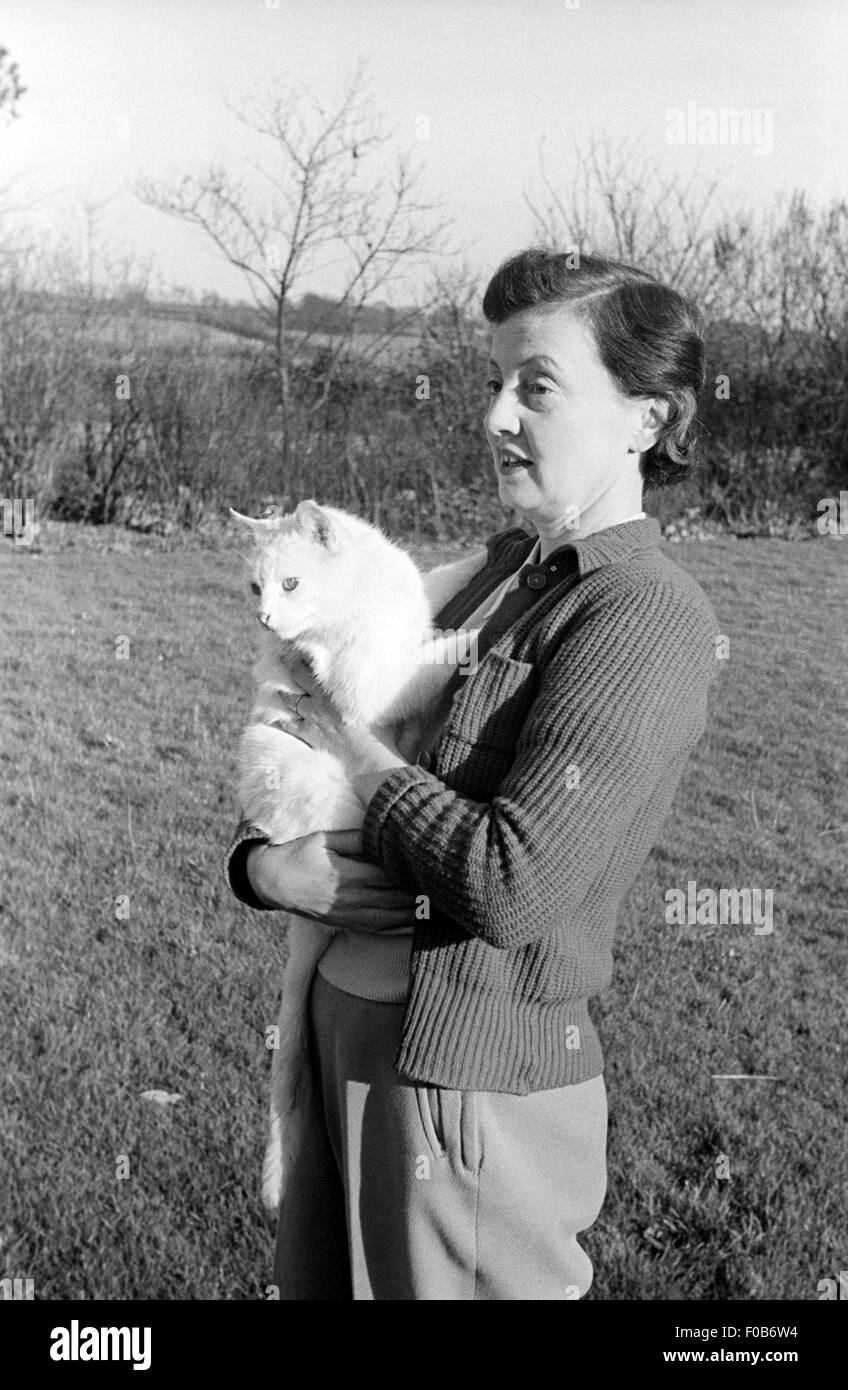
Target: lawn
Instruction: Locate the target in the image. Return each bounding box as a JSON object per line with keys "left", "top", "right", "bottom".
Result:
{"left": 0, "top": 525, "right": 845, "bottom": 1300}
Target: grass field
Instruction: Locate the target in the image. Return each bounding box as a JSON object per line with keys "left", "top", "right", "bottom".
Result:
{"left": 1, "top": 527, "right": 845, "bottom": 1301}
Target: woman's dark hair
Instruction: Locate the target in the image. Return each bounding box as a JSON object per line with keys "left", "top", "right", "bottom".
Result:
{"left": 482, "top": 247, "right": 706, "bottom": 487}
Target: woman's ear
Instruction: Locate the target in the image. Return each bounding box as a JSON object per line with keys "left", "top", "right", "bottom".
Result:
{"left": 630, "top": 398, "right": 669, "bottom": 453}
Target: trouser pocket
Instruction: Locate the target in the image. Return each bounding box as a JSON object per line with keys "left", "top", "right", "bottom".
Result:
{"left": 414, "top": 1083, "right": 480, "bottom": 1175}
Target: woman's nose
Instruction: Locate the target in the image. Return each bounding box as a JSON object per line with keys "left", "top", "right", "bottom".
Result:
{"left": 485, "top": 389, "right": 520, "bottom": 438}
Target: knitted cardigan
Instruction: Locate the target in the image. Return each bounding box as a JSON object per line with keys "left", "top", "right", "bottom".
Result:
{"left": 222, "top": 517, "right": 718, "bottom": 1093}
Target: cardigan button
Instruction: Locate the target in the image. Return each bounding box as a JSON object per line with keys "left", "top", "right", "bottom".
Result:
{"left": 527, "top": 570, "right": 547, "bottom": 589}
{"left": 419, "top": 750, "right": 433, "bottom": 770}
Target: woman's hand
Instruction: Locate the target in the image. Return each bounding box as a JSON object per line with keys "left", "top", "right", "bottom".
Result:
{"left": 281, "top": 654, "right": 416, "bottom": 799}
{"left": 246, "top": 830, "right": 419, "bottom": 932}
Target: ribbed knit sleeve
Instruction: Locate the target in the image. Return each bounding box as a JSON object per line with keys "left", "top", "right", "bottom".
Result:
{"left": 222, "top": 818, "right": 274, "bottom": 911}
{"left": 361, "top": 578, "right": 715, "bottom": 950}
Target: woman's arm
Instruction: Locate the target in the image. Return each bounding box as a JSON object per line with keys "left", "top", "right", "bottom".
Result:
{"left": 232, "top": 708, "right": 420, "bottom": 928}
{"left": 222, "top": 671, "right": 421, "bottom": 926}
{"left": 358, "top": 581, "right": 717, "bottom": 950}
{"left": 222, "top": 529, "right": 522, "bottom": 921}
{"left": 244, "top": 830, "right": 421, "bottom": 931}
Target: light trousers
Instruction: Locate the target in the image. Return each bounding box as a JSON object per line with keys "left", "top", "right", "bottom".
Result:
{"left": 273, "top": 971, "right": 608, "bottom": 1300}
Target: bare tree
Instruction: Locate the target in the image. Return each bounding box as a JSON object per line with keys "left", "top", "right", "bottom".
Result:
{"left": 712, "top": 191, "right": 848, "bottom": 339}
{"left": 709, "top": 190, "right": 848, "bottom": 466}
{"left": 0, "top": 243, "right": 99, "bottom": 512}
{"left": 72, "top": 193, "right": 153, "bottom": 302}
{"left": 526, "top": 131, "right": 726, "bottom": 309}
{"left": 136, "top": 63, "right": 449, "bottom": 470}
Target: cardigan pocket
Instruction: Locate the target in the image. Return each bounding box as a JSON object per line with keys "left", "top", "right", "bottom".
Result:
{"left": 445, "top": 650, "right": 537, "bottom": 754}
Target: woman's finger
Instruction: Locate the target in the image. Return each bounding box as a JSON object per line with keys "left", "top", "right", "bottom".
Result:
{"left": 286, "top": 656, "right": 321, "bottom": 692}
{"left": 322, "top": 842, "right": 413, "bottom": 899}
{"left": 340, "top": 910, "right": 418, "bottom": 931}
{"left": 323, "top": 829, "right": 365, "bottom": 856}
{"left": 328, "top": 854, "right": 401, "bottom": 891}
{"left": 349, "top": 891, "right": 419, "bottom": 914}
{"left": 343, "top": 876, "right": 420, "bottom": 908}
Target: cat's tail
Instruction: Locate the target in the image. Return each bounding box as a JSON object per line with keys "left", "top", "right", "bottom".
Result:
{"left": 262, "top": 917, "right": 335, "bottom": 1216}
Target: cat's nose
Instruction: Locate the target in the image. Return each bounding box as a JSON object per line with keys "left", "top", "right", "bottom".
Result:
{"left": 257, "top": 611, "right": 271, "bottom": 628}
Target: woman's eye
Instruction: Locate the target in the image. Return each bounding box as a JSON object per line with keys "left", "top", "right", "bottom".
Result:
{"left": 250, "top": 581, "right": 261, "bottom": 596}
{"left": 282, "top": 577, "right": 299, "bottom": 592}
{"left": 485, "top": 378, "right": 502, "bottom": 396}
{"left": 527, "top": 380, "right": 554, "bottom": 396}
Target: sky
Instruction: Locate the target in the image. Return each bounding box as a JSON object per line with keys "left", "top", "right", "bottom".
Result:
{"left": 1, "top": 0, "right": 846, "bottom": 305}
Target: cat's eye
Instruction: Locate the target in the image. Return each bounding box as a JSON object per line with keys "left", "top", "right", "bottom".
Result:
{"left": 250, "top": 581, "right": 260, "bottom": 595}
{"left": 282, "top": 577, "right": 299, "bottom": 592}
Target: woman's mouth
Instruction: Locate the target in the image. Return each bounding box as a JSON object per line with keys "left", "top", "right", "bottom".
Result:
{"left": 499, "top": 451, "right": 533, "bottom": 473}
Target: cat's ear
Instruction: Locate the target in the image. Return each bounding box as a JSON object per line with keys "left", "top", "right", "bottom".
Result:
{"left": 229, "top": 508, "right": 280, "bottom": 537}
{"left": 294, "top": 500, "right": 341, "bottom": 551}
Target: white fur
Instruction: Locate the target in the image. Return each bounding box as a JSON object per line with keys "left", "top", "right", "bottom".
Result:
{"left": 230, "top": 500, "right": 487, "bottom": 1214}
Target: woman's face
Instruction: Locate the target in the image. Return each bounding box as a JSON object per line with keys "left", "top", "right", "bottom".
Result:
{"left": 484, "top": 305, "right": 655, "bottom": 533}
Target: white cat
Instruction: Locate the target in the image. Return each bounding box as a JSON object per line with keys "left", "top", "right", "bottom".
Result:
{"left": 230, "top": 499, "right": 487, "bottom": 1214}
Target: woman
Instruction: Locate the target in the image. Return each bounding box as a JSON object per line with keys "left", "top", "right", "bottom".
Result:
{"left": 224, "top": 248, "right": 718, "bottom": 1300}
